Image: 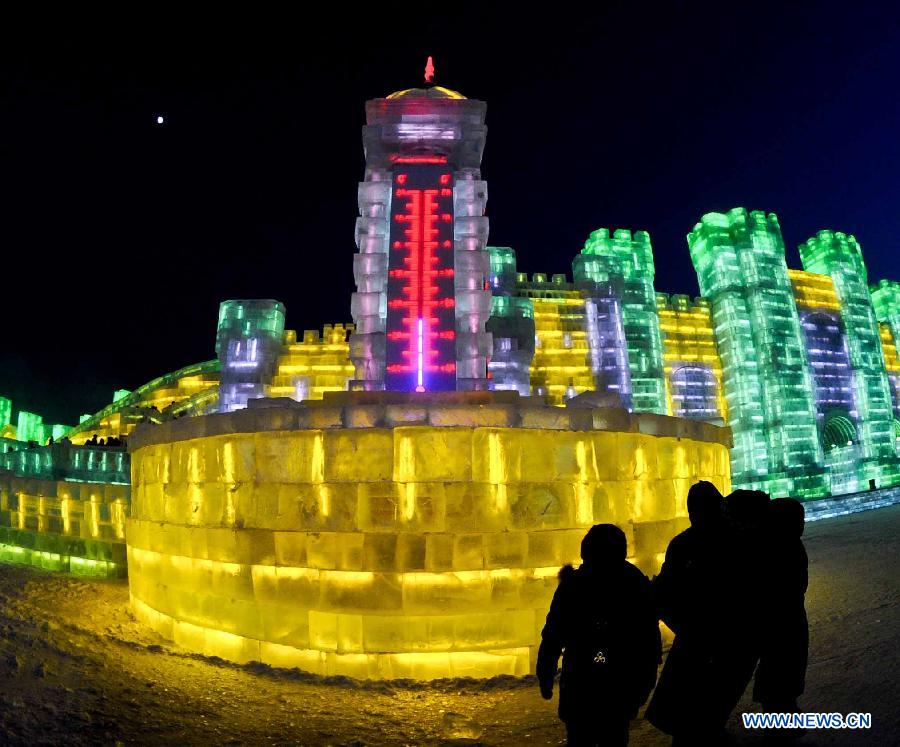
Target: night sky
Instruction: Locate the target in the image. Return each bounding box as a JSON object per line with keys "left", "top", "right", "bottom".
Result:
{"left": 4, "top": 4, "right": 900, "bottom": 425}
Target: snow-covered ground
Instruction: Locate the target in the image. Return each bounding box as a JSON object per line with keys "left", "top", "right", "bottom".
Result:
{"left": 0, "top": 505, "right": 897, "bottom": 746}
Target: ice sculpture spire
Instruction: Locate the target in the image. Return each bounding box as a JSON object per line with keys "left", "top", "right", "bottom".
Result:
{"left": 350, "top": 79, "right": 492, "bottom": 392}
{"left": 424, "top": 55, "right": 435, "bottom": 83}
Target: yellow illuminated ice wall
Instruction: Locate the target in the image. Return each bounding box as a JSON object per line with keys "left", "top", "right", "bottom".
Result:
{"left": 125, "top": 394, "right": 731, "bottom": 679}
{"left": 0, "top": 444, "right": 129, "bottom": 577}
{"left": 266, "top": 324, "right": 356, "bottom": 402}
{"left": 64, "top": 324, "right": 356, "bottom": 446}
{"left": 519, "top": 274, "right": 594, "bottom": 405}
{"left": 656, "top": 294, "right": 727, "bottom": 421}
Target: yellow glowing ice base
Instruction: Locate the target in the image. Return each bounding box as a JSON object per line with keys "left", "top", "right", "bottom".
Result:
{"left": 267, "top": 325, "right": 356, "bottom": 401}
{"left": 126, "top": 397, "right": 730, "bottom": 679}
{"left": 0, "top": 472, "right": 128, "bottom": 577}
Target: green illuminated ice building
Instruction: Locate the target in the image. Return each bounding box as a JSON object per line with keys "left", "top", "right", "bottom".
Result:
{"left": 487, "top": 208, "right": 900, "bottom": 498}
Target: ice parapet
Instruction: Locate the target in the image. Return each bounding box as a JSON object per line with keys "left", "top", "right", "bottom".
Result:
{"left": 125, "top": 393, "right": 731, "bottom": 680}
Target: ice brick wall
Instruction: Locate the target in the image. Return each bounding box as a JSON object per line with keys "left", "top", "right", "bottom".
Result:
{"left": 125, "top": 399, "right": 730, "bottom": 680}
{"left": 520, "top": 275, "right": 595, "bottom": 404}
{"left": 217, "top": 300, "right": 286, "bottom": 413}
{"left": 350, "top": 89, "right": 492, "bottom": 392}
{"left": 871, "top": 279, "right": 900, "bottom": 357}
{"left": 0, "top": 450, "right": 130, "bottom": 578}
{"left": 486, "top": 247, "right": 535, "bottom": 395}
{"left": 878, "top": 324, "right": 900, "bottom": 417}
{"left": 68, "top": 360, "right": 220, "bottom": 444}
{"left": 0, "top": 397, "right": 10, "bottom": 431}
{"left": 574, "top": 229, "right": 667, "bottom": 414}
{"left": 800, "top": 231, "right": 900, "bottom": 488}
{"left": 267, "top": 325, "right": 356, "bottom": 402}
{"left": 656, "top": 294, "right": 726, "bottom": 421}
{"left": 870, "top": 280, "right": 900, "bottom": 418}
{"left": 690, "top": 209, "right": 827, "bottom": 498}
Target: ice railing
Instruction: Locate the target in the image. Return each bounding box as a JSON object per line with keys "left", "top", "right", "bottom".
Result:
{"left": 0, "top": 443, "right": 129, "bottom": 484}
{"left": 69, "top": 359, "right": 220, "bottom": 439}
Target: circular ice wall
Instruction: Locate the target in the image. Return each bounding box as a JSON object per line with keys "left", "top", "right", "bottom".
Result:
{"left": 126, "top": 392, "right": 730, "bottom": 680}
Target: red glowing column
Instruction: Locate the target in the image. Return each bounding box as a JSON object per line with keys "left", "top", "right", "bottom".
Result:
{"left": 385, "top": 160, "right": 456, "bottom": 391}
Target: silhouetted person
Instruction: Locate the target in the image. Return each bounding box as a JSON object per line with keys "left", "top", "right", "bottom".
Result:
{"left": 726, "top": 489, "right": 770, "bottom": 536}
{"left": 653, "top": 480, "right": 725, "bottom": 635}
{"left": 720, "top": 488, "right": 772, "bottom": 711}
{"left": 646, "top": 480, "right": 732, "bottom": 742}
{"left": 537, "top": 524, "right": 661, "bottom": 746}
{"left": 753, "top": 498, "right": 808, "bottom": 715}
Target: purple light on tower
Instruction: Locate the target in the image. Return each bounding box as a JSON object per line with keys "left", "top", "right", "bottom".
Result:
{"left": 416, "top": 317, "right": 425, "bottom": 392}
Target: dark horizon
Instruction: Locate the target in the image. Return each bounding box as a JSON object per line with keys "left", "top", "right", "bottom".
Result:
{"left": 4, "top": 3, "right": 900, "bottom": 425}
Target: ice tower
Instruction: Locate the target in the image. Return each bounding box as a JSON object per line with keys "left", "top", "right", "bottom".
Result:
{"left": 871, "top": 278, "right": 900, "bottom": 416}
{"left": 17, "top": 411, "right": 43, "bottom": 444}
{"left": 485, "top": 247, "right": 535, "bottom": 395}
{"left": 350, "top": 76, "right": 492, "bottom": 392}
{"left": 216, "top": 300, "right": 286, "bottom": 412}
{"left": 871, "top": 279, "right": 900, "bottom": 366}
{"left": 689, "top": 209, "right": 826, "bottom": 497}
{"left": 800, "top": 232, "right": 900, "bottom": 487}
{"left": 0, "top": 397, "right": 10, "bottom": 431}
{"left": 573, "top": 229, "right": 666, "bottom": 413}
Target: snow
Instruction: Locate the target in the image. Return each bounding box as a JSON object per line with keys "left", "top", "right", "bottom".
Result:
{"left": 0, "top": 504, "right": 897, "bottom": 745}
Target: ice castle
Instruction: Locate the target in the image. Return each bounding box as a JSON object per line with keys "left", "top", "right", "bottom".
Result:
{"left": 1, "top": 70, "right": 899, "bottom": 679}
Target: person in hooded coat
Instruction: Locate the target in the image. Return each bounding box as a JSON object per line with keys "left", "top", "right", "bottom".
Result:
{"left": 645, "top": 480, "right": 733, "bottom": 742}
{"left": 718, "top": 489, "right": 772, "bottom": 716}
{"left": 753, "top": 497, "right": 809, "bottom": 713}
{"left": 537, "top": 523, "right": 661, "bottom": 746}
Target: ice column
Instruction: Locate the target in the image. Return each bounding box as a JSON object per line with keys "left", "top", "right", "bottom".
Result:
{"left": 800, "top": 231, "right": 900, "bottom": 487}
{"left": 871, "top": 279, "right": 900, "bottom": 364}
{"left": 573, "top": 229, "right": 664, "bottom": 412}
{"left": 216, "top": 299, "right": 286, "bottom": 412}
{"left": 485, "top": 247, "right": 535, "bottom": 395}
{"left": 350, "top": 86, "right": 491, "bottom": 391}
{"left": 689, "top": 209, "right": 826, "bottom": 498}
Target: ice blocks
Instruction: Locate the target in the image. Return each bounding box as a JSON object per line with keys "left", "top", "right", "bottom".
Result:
{"left": 67, "top": 360, "right": 220, "bottom": 444}
{"left": 349, "top": 87, "right": 492, "bottom": 392}
{"left": 800, "top": 232, "right": 900, "bottom": 489}
{"left": 656, "top": 294, "right": 726, "bottom": 421}
{"left": 126, "top": 396, "right": 731, "bottom": 680}
{"left": 217, "top": 300, "right": 286, "bottom": 412}
{"left": 0, "top": 443, "right": 130, "bottom": 577}
{"left": 575, "top": 229, "right": 667, "bottom": 414}
{"left": 16, "top": 411, "right": 43, "bottom": 444}
{"left": 689, "top": 210, "right": 827, "bottom": 498}
{"left": 0, "top": 397, "right": 11, "bottom": 431}
{"left": 486, "top": 248, "right": 535, "bottom": 396}
{"left": 267, "top": 325, "right": 356, "bottom": 402}
{"left": 520, "top": 275, "right": 595, "bottom": 405}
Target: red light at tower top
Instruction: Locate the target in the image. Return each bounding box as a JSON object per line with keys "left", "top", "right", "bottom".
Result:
{"left": 425, "top": 56, "right": 435, "bottom": 84}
